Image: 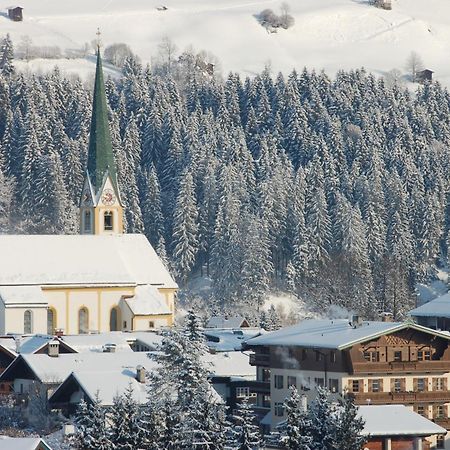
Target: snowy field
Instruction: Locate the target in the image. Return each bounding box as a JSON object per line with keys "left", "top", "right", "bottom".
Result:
{"left": 1, "top": 0, "right": 450, "bottom": 84}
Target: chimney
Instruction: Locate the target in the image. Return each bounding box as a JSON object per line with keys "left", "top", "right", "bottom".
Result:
{"left": 380, "top": 312, "right": 393, "bottom": 323}
{"left": 301, "top": 394, "right": 307, "bottom": 412}
{"left": 48, "top": 340, "right": 60, "bottom": 357}
{"left": 136, "top": 365, "right": 146, "bottom": 383}
{"left": 55, "top": 328, "right": 64, "bottom": 338}
{"left": 349, "top": 314, "right": 362, "bottom": 328}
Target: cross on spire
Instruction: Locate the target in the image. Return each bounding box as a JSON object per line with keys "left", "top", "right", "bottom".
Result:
{"left": 96, "top": 28, "right": 102, "bottom": 50}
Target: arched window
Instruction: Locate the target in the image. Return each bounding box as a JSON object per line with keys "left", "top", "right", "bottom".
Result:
{"left": 110, "top": 307, "right": 120, "bottom": 331}
{"left": 104, "top": 211, "right": 113, "bottom": 231}
{"left": 84, "top": 210, "right": 92, "bottom": 233}
{"left": 78, "top": 307, "right": 89, "bottom": 334}
{"left": 24, "top": 310, "right": 33, "bottom": 334}
{"left": 47, "top": 308, "right": 56, "bottom": 335}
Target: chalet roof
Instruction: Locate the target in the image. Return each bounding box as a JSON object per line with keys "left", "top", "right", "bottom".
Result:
{"left": 206, "top": 316, "right": 249, "bottom": 329}
{"left": 204, "top": 351, "right": 255, "bottom": 379}
{"left": 244, "top": 319, "right": 450, "bottom": 350}
{"left": 409, "top": 292, "right": 450, "bottom": 318}
{"left": 0, "top": 437, "right": 51, "bottom": 450}
{"left": 204, "top": 328, "right": 262, "bottom": 352}
{"left": 0, "top": 234, "right": 177, "bottom": 289}
{"left": 358, "top": 405, "right": 446, "bottom": 436}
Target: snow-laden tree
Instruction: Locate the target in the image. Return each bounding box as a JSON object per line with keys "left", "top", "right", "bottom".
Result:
{"left": 0, "top": 34, "right": 14, "bottom": 77}
{"left": 229, "top": 397, "right": 261, "bottom": 450}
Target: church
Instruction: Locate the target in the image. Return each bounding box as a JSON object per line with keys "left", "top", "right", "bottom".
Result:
{"left": 0, "top": 51, "right": 177, "bottom": 335}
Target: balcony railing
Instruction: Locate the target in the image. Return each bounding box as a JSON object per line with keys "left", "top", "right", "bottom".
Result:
{"left": 351, "top": 360, "right": 450, "bottom": 374}
{"left": 351, "top": 390, "right": 450, "bottom": 405}
{"left": 433, "top": 417, "right": 450, "bottom": 429}
{"left": 249, "top": 353, "right": 270, "bottom": 367}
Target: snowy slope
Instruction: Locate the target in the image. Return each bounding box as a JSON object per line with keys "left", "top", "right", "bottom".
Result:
{"left": 1, "top": 0, "right": 450, "bottom": 84}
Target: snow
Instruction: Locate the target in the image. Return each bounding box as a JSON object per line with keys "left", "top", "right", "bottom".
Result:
{"left": 204, "top": 328, "right": 262, "bottom": 352}
{"left": 0, "top": 286, "right": 47, "bottom": 307}
{"left": 0, "top": 234, "right": 177, "bottom": 288}
{"left": 2, "top": 0, "right": 450, "bottom": 86}
{"left": 409, "top": 292, "right": 450, "bottom": 318}
{"left": 206, "top": 316, "right": 248, "bottom": 329}
{"left": 124, "top": 284, "right": 171, "bottom": 315}
{"left": 0, "top": 437, "right": 51, "bottom": 450}
{"left": 60, "top": 332, "right": 134, "bottom": 353}
{"left": 203, "top": 351, "right": 255, "bottom": 379}
{"left": 358, "top": 405, "right": 446, "bottom": 436}
{"left": 245, "top": 319, "right": 450, "bottom": 350}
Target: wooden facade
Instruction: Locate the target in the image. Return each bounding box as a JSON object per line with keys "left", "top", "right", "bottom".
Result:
{"left": 7, "top": 6, "right": 23, "bottom": 21}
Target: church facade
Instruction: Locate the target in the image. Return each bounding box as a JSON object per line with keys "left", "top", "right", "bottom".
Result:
{"left": 0, "top": 51, "right": 177, "bottom": 335}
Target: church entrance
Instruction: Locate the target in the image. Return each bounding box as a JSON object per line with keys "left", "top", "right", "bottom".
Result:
{"left": 110, "top": 307, "right": 120, "bottom": 331}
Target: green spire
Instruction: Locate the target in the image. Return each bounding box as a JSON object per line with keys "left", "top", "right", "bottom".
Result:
{"left": 87, "top": 50, "right": 117, "bottom": 192}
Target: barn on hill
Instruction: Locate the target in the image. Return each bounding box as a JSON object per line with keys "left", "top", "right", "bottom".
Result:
{"left": 7, "top": 6, "right": 23, "bottom": 21}
{"left": 417, "top": 69, "right": 434, "bottom": 83}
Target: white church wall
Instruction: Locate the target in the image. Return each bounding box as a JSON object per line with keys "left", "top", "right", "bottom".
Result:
{"left": 133, "top": 315, "right": 172, "bottom": 330}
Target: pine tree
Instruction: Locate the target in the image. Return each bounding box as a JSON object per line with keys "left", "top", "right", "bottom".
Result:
{"left": 230, "top": 398, "right": 261, "bottom": 450}
{"left": 0, "top": 34, "right": 14, "bottom": 77}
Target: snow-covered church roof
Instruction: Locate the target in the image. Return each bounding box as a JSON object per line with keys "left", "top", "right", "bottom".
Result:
{"left": 0, "top": 234, "right": 177, "bottom": 289}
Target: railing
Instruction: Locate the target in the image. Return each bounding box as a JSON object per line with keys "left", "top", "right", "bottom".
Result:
{"left": 433, "top": 417, "right": 450, "bottom": 429}
{"left": 249, "top": 353, "right": 270, "bottom": 367}
{"left": 351, "top": 360, "right": 450, "bottom": 374}
{"left": 351, "top": 390, "right": 450, "bottom": 404}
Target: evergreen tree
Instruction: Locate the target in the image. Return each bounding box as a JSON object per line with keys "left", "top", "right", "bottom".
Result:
{"left": 0, "top": 34, "right": 14, "bottom": 77}
{"left": 230, "top": 398, "right": 261, "bottom": 450}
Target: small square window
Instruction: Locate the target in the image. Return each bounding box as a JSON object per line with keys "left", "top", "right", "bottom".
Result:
{"left": 123, "top": 320, "right": 127, "bottom": 328}
{"left": 236, "top": 387, "right": 250, "bottom": 398}
{"left": 315, "top": 378, "right": 324, "bottom": 388}
{"left": 274, "top": 375, "right": 284, "bottom": 389}
{"left": 330, "top": 351, "right": 336, "bottom": 363}
{"left": 352, "top": 380, "right": 360, "bottom": 393}
{"left": 149, "top": 321, "right": 155, "bottom": 328}
{"left": 371, "top": 379, "right": 380, "bottom": 393}
{"left": 436, "top": 405, "right": 446, "bottom": 419}
{"left": 437, "top": 434, "right": 445, "bottom": 449}
{"left": 436, "top": 378, "right": 445, "bottom": 391}
{"left": 287, "top": 376, "right": 296, "bottom": 388}
{"left": 329, "top": 379, "right": 339, "bottom": 393}
{"left": 417, "top": 405, "right": 426, "bottom": 417}
{"left": 274, "top": 402, "right": 284, "bottom": 417}
{"left": 417, "top": 378, "right": 425, "bottom": 392}
{"left": 394, "top": 351, "right": 402, "bottom": 362}
{"left": 394, "top": 378, "right": 402, "bottom": 392}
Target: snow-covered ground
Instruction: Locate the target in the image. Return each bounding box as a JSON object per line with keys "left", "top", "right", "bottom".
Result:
{"left": 2, "top": 0, "right": 450, "bottom": 84}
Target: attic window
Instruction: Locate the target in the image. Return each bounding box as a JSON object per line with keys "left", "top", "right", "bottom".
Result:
{"left": 84, "top": 210, "right": 92, "bottom": 233}
{"left": 104, "top": 211, "right": 113, "bottom": 231}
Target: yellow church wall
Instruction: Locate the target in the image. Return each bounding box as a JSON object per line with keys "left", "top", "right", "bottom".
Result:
{"left": 132, "top": 314, "right": 174, "bottom": 330}
{"left": 157, "top": 288, "right": 177, "bottom": 313}
{"left": 4, "top": 307, "right": 47, "bottom": 335}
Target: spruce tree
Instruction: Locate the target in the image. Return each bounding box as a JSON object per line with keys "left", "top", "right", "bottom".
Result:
{"left": 230, "top": 397, "right": 261, "bottom": 450}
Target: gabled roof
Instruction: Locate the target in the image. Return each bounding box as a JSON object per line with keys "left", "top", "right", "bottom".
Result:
{"left": 244, "top": 319, "right": 450, "bottom": 350}
{"left": 358, "top": 405, "right": 446, "bottom": 437}
{"left": 0, "top": 437, "right": 51, "bottom": 450}
{"left": 206, "top": 316, "right": 249, "bottom": 329}
{"left": 204, "top": 328, "right": 262, "bottom": 352}
{"left": 409, "top": 292, "right": 450, "bottom": 318}
{"left": 0, "top": 234, "right": 177, "bottom": 288}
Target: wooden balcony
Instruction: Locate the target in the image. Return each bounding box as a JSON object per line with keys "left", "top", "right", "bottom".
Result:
{"left": 433, "top": 417, "right": 450, "bottom": 430}
{"left": 351, "top": 360, "right": 450, "bottom": 374}
{"left": 249, "top": 353, "right": 270, "bottom": 367}
{"left": 352, "top": 390, "right": 450, "bottom": 405}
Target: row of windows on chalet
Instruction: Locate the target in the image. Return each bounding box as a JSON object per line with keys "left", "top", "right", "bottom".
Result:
{"left": 23, "top": 306, "right": 122, "bottom": 335}
{"left": 350, "top": 377, "right": 447, "bottom": 393}
{"left": 273, "top": 374, "right": 339, "bottom": 393}
{"left": 84, "top": 210, "right": 114, "bottom": 232}
{"left": 361, "top": 346, "right": 435, "bottom": 362}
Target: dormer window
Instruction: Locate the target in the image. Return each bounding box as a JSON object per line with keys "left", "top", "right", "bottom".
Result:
{"left": 104, "top": 211, "right": 113, "bottom": 231}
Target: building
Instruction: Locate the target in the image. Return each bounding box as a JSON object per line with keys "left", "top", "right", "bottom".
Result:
{"left": 244, "top": 318, "right": 450, "bottom": 448}
{"left": 0, "top": 50, "right": 177, "bottom": 336}
{"left": 7, "top": 6, "right": 23, "bottom": 21}
{"left": 0, "top": 437, "right": 52, "bottom": 450}
{"left": 417, "top": 69, "right": 434, "bottom": 83}
{"left": 410, "top": 293, "right": 450, "bottom": 331}
{"left": 359, "top": 405, "right": 446, "bottom": 450}
{"left": 205, "top": 316, "right": 250, "bottom": 329}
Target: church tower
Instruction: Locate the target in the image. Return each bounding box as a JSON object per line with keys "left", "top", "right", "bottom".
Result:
{"left": 80, "top": 49, "right": 123, "bottom": 235}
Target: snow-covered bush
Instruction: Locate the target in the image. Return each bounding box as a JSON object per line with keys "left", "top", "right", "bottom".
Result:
{"left": 256, "top": 5, "right": 295, "bottom": 32}
{"left": 104, "top": 43, "right": 135, "bottom": 68}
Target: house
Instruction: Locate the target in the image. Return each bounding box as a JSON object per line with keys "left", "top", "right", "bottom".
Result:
{"left": 417, "top": 69, "right": 434, "bottom": 83}
{"left": 359, "top": 405, "right": 446, "bottom": 450}
{"left": 7, "top": 6, "right": 23, "bottom": 21}
{"left": 0, "top": 50, "right": 177, "bottom": 336}
{"left": 410, "top": 293, "right": 450, "bottom": 331}
{"left": 206, "top": 316, "right": 250, "bottom": 329}
{"left": 374, "top": 0, "right": 392, "bottom": 10}
{"left": 244, "top": 317, "right": 450, "bottom": 448}
{"left": 204, "top": 328, "right": 262, "bottom": 352}
{"left": 0, "top": 437, "right": 52, "bottom": 450}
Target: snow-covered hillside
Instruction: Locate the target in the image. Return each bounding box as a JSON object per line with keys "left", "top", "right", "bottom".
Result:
{"left": 1, "top": 0, "right": 450, "bottom": 82}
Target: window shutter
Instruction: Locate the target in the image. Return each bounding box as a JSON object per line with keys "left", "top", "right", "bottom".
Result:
{"left": 433, "top": 405, "right": 438, "bottom": 419}
{"left": 413, "top": 378, "right": 418, "bottom": 391}
{"left": 360, "top": 379, "right": 364, "bottom": 393}
{"left": 368, "top": 380, "right": 372, "bottom": 393}
{"left": 444, "top": 378, "right": 448, "bottom": 390}
{"left": 424, "top": 377, "right": 428, "bottom": 391}
{"left": 401, "top": 378, "right": 406, "bottom": 391}
{"left": 379, "top": 379, "right": 384, "bottom": 392}
{"left": 390, "top": 378, "right": 395, "bottom": 392}
{"left": 432, "top": 378, "right": 437, "bottom": 391}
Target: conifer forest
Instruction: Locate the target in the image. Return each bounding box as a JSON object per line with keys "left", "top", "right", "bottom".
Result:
{"left": 1, "top": 34, "right": 450, "bottom": 321}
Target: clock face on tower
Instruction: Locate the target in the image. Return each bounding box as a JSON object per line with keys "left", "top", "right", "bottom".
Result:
{"left": 101, "top": 189, "right": 116, "bottom": 206}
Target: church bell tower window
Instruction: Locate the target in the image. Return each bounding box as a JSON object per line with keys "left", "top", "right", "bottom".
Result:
{"left": 104, "top": 211, "right": 113, "bottom": 231}
{"left": 84, "top": 210, "right": 92, "bottom": 233}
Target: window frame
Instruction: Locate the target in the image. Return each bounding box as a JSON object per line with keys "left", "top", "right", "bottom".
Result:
{"left": 274, "top": 375, "right": 284, "bottom": 389}
{"left": 274, "top": 402, "right": 284, "bottom": 417}
{"left": 104, "top": 211, "right": 113, "bottom": 231}
{"left": 24, "top": 310, "right": 33, "bottom": 334}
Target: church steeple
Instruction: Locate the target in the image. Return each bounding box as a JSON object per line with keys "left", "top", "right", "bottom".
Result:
{"left": 80, "top": 45, "right": 123, "bottom": 235}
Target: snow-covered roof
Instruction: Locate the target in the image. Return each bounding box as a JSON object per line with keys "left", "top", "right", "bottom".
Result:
{"left": 17, "top": 335, "right": 53, "bottom": 354}
{"left": 0, "top": 286, "right": 47, "bottom": 307}
{"left": 0, "top": 436, "right": 51, "bottom": 450}
{"left": 206, "top": 316, "right": 249, "bottom": 329}
{"left": 130, "top": 331, "right": 164, "bottom": 350}
{"left": 204, "top": 328, "right": 262, "bottom": 352}
{"left": 0, "top": 234, "right": 177, "bottom": 288}
{"left": 245, "top": 319, "right": 450, "bottom": 350}
{"left": 2, "top": 351, "right": 154, "bottom": 384}
{"left": 124, "top": 284, "right": 171, "bottom": 315}
{"left": 409, "top": 292, "right": 450, "bottom": 318}
{"left": 60, "top": 332, "right": 133, "bottom": 353}
{"left": 358, "top": 405, "right": 446, "bottom": 436}
{"left": 203, "top": 351, "right": 255, "bottom": 379}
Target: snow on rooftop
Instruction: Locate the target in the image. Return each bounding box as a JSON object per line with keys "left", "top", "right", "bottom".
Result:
{"left": 358, "top": 405, "right": 446, "bottom": 436}
{"left": 203, "top": 351, "right": 255, "bottom": 379}
{"left": 125, "top": 284, "right": 171, "bottom": 315}
{"left": 204, "top": 328, "right": 262, "bottom": 352}
{"left": 245, "top": 319, "right": 425, "bottom": 350}
{"left": 0, "top": 437, "right": 50, "bottom": 450}
{"left": 0, "top": 234, "right": 176, "bottom": 288}
{"left": 206, "top": 316, "right": 248, "bottom": 329}
{"left": 409, "top": 292, "right": 450, "bottom": 318}
{"left": 60, "top": 332, "right": 133, "bottom": 353}
{"left": 0, "top": 286, "right": 47, "bottom": 307}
